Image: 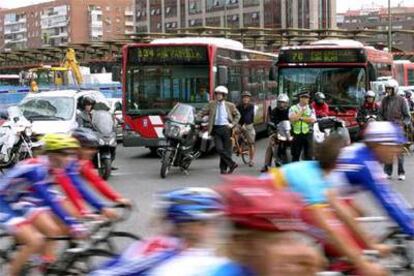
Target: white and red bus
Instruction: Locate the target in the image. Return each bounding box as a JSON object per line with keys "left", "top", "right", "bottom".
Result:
{"left": 393, "top": 60, "right": 414, "bottom": 87}
{"left": 121, "top": 38, "right": 278, "bottom": 151}
{"left": 277, "top": 39, "right": 393, "bottom": 137}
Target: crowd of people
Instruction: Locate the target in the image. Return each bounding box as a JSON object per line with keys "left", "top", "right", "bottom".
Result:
{"left": 0, "top": 78, "right": 413, "bottom": 275}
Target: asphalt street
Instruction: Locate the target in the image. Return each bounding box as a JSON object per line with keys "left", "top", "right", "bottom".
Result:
{"left": 108, "top": 136, "right": 414, "bottom": 239}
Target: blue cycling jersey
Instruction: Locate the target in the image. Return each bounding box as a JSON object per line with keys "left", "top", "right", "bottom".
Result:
{"left": 0, "top": 158, "right": 78, "bottom": 227}
{"left": 336, "top": 143, "right": 414, "bottom": 236}
{"left": 280, "top": 161, "right": 331, "bottom": 205}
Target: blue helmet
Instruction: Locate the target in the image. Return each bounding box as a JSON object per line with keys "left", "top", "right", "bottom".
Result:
{"left": 363, "top": 121, "right": 407, "bottom": 145}
{"left": 158, "top": 188, "right": 223, "bottom": 224}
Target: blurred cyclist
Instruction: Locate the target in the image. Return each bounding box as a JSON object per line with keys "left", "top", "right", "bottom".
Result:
{"left": 336, "top": 121, "right": 414, "bottom": 238}
{"left": 90, "top": 187, "right": 224, "bottom": 276}
{"left": 216, "top": 176, "right": 325, "bottom": 276}
{"left": 312, "top": 92, "right": 330, "bottom": 118}
{"left": 263, "top": 134, "right": 388, "bottom": 275}
{"left": 0, "top": 133, "right": 87, "bottom": 271}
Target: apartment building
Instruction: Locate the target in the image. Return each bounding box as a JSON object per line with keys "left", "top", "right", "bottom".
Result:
{"left": 134, "top": 0, "right": 336, "bottom": 33}
{"left": 0, "top": 0, "right": 134, "bottom": 51}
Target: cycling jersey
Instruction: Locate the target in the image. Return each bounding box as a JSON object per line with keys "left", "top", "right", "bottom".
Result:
{"left": 0, "top": 197, "right": 27, "bottom": 233}
{"left": 267, "top": 161, "right": 331, "bottom": 206}
{"left": 0, "top": 157, "right": 80, "bottom": 227}
{"left": 335, "top": 143, "right": 414, "bottom": 236}
{"left": 78, "top": 160, "right": 121, "bottom": 201}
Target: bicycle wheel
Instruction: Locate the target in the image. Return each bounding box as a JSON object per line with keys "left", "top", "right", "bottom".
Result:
{"left": 381, "top": 229, "right": 413, "bottom": 271}
{"left": 239, "top": 138, "right": 250, "bottom": 165}
{"left": 104, "top": 231, "right": 141, "bottom": 253}
{"left": 57, "top": 249, "right": 115, "bottom": 276}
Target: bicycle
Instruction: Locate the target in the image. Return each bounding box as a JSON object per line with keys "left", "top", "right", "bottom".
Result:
{"left": 231, "top": 125, "right": 251, "bottom": 165}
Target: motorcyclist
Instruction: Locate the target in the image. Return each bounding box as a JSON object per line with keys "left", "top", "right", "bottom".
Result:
{"left": 260, "top": 94, "right": 290, "bottom": 172}
{"left": 77, "top": 96, "right": 95, "bottom": 129}
{"left": 311, "top": 92, "right": 330, "bottom": 118}
{"left": 356, "top": 90, "right": 379, "bottom": 128}
{"left": 404, "top": 90, "right": 414, "bottom": 111}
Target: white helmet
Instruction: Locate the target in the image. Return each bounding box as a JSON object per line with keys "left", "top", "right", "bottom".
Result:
{"left": 398, "top": 89, "right": 405, "bottom": 97}
{"left": 365, "top": 90, "right": 376, "bottom": 98}
{"left": 384, "top": 79, "right": 399, "bottom": 93}
{"left": 277, "top": 94, "right": 289, "bottom": 103}
{"left": 214, "top": 86, "right": 228, "bottom": 95}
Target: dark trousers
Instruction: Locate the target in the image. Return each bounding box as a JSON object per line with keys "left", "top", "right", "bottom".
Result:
{"left": 264, "top": 134, "right": 287, "bottom": 166}
{"left": 291, "top": 133, "right": 313, "bottom": 162}
{"left": 384, "top": 154, "right": 405, "bottom": 176}
{"left": 212, "top": 126, "right": 235, "bottom": 172}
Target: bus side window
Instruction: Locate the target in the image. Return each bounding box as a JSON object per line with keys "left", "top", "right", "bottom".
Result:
{"left": 218, "top": 66, "right": 229, "bottom": 86}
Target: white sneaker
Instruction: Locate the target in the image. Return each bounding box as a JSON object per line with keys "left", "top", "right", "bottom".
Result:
{"left": 398, "top": 174, "right": 406, "bottom": 181}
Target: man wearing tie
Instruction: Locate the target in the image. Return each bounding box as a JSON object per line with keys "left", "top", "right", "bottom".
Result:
{"left": 199, "top": 86, "right": 241, "bottom": 174}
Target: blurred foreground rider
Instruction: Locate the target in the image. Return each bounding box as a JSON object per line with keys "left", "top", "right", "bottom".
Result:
{"left": 289, "top": 91, "right": 316, "bottom": 161}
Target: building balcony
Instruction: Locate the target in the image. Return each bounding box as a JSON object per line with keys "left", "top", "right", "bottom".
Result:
{"left": 125, "top": 10, "right": 134, "bottom": 16}
{"left": 5, "top": 37, "right": 27, "bottom": 44}
{"left": 48, "top": 32, "right": 68, "bottom": 38}
{"left": 125, "top": 29, "right": 134, "bottom": 34}
{"left": 4, "top": 18, "right": 26, "bottom": 25}
{"left": 125, "top": 21, "right": 134, "bottom": 26}
{"left": 4, "top": 28, "right": 27, "bottom": 35}
{"left": 41, "top": 11, "right": 68, "bottom": 19}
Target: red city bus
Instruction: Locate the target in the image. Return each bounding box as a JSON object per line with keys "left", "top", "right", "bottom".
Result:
{"left": 277, "top": 39, "right": 393, "bottom": 138}
{"left": 121, "top": 38, "right": 278, "bottom": 151}
{"left": 393, "top": 61, "right": 414, "bottom": 86}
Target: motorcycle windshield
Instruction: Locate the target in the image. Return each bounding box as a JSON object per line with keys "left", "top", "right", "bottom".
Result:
{"left": 92, "top": 110, "right": 114, "bottom": 136}
{"left": 167, "top": 103, "right": 195, "bottom": 125}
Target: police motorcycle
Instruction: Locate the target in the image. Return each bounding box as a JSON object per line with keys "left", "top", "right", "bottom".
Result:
{"left": 0, "top": 106, "right": 33, "bottom": 169}
{"left": 267, "top": 120, "right": 292, "bottom": 167}
{"left": 313, "top": 116, "right": 351, "bottom": 145}
{"left": 159, "top": 103, "right": 201, "bottom": 179}
{"left": 91, "top": 102, "right": 117, "bottom": 180}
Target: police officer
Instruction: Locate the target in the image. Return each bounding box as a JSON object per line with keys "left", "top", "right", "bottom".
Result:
{"left": 289, "top": 90, "right": 316, "bottom": 161}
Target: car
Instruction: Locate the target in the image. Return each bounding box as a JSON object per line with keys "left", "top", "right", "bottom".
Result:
{"left": 19, "top": 89, "right": 107, "bottom": 136}
{"left": 106, "top": 98, "right": 123, "bottom": 141}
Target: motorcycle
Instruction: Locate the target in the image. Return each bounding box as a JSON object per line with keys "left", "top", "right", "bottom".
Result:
{"left": 313, "top": 116, "right": 350, "bottom": 145}
{"left": 159, "top": 103, "right": 200, "bottom": 179}
{"left": 91, "top": 110, "right": 117, "bottom": 180}
{"left": 0, "top": 106, "right": 33, "bottom": 169}
{"left": 268, "top": 120, "right": 292, "bottom": 167}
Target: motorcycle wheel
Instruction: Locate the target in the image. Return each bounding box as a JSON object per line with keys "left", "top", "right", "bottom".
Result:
{"left": 100, "top": 159, "right": 112, "bottom": 180}
{"left": 160, "top": 151, "right": 172, "bottom": 179}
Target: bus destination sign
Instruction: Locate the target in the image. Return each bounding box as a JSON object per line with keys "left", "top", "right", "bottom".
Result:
{"left": 129, "top": 46, "right": 208, "bottom": 65}
{"left": 279, "top": 49, "right": 366, "bottom": 64}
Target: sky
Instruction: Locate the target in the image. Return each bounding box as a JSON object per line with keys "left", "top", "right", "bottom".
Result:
{"left": 0, "top": 0, "right": 414, "bottom": 12}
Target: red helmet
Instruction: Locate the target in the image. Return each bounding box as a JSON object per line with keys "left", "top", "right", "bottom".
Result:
{"left": 215, "top": 176, "right": 307, "bottom": 232}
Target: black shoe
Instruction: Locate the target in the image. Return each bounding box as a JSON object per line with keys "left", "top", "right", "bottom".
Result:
{"left": 220, "top": 170, "right": 228, "bottom": 175}
{"left": 112, "top": 166, "right": 119, "bottom": 171}
{"left": 260, "top": 166, "right": 269, "bottom": 173}
{"left": 228, "top": 163, "right": 238, "bottom": 174}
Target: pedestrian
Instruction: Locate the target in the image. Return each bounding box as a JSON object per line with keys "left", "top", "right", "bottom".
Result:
{"left": 199, "top": 86, "right": 240, "bottom": 174}
{"left": 289, "top": 90, "right": 316, "bottom": 162}
{"left": 379, "top": 79, "right": 411, "bottom": 181}
{"left": 236, "top": 91, "right": 255, "bottom": 167}
{"left": 261, "top": 93, "right": 290, "bottom": 172}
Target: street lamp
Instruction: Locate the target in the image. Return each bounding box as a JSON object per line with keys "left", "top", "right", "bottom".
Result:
{"left": 388, "top": 0, "right": 392, "bottom": 52}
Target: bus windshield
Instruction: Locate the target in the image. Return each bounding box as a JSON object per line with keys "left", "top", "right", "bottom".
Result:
{"left": 126, "top": 65, "right": 209, "bottom": 114}
{"left": 278, "top": 67, "right": 367, "bottom": 106}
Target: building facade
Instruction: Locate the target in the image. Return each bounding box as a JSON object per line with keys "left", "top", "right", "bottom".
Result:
{"left": 0, "top": 0, "right": 134, "bottom": 51}
{"left": 134, "top": 0, "right": 336, "bottom": 33}
{"left": 337, "top": 6, "right": 414, "bottom": 52}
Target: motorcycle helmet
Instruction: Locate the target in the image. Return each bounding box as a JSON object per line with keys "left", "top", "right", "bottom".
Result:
{"left": 241, "top": 91, "right": 252, "bottom": 97}
{"left": 314, "top": 92, "right": 326, "bottom": 105}
{"left": 365, "top": 90, "right": 376, "bottom": 98}
{"left": 384, "top": 79, "right": 399, "bottom": 94}
{"left": 405, "top": 90, "right": 412, "bottom": 99}
{"left": 157, "top": 187, "right": 223, "bottom": 224}
{"left": 72, "top": 128, "right": 99, "bottom": 148}
{"left": 277, "top": 94, "right": 289, "bottom": 103}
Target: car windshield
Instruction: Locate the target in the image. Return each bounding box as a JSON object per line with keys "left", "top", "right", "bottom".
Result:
{"left": 126, "top": 65, "right": 209, "bottom": 114}
{"left": 278, "top": 67, "right": 367, "bottom": 106}
{"left": 20, "top": 96, "right": 75, "bottom": 121}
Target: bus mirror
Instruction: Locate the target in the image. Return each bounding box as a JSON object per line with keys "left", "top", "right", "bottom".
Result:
{"left": 218, "top": 66, "right": 228, "bottom": 86}
{"left": 269, "top": 65, "right": 277, "bottom": 81}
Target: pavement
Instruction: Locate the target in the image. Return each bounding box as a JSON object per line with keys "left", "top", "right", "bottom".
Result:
{"left": 109, "top": 137, "right": 414, "bottom": 239}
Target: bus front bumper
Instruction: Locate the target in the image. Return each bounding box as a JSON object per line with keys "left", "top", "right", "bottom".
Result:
{"left": 122, "top": 130, "right": 167, "bottom": 148}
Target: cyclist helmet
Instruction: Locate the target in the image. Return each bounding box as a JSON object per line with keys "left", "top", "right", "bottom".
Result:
{"left": 365, "top": 90, "right": 376, "bottom": 98}
{"left": 314, "top": 92, "right": 326, "bottom": 104}
{"left": 277, "top": 94, "right": 289, "bottom": 103}
{"left": 241, "top": 91, "right": 252, "bottom": 97}
{"left": 41, "top": 133, "right": 80, "bottom": 152}
{"left": 72, "top": 128, "right": 99, "bottom": 148}
{"left": 363, "top": 121, "right": 407, "bottom": 145}
{"left": 157, "top": 187, "right": 223, "bottom": 224}
{"left": 384, "top": 79, "right": 399, "bottom": 94}
{"left": 82, "top": 96, "right": 96, "bottom": 107}
{"left": 215, "top": 176, "right": 307, "bottom": 232}
{"left": 214, "top": 86, "right": 229, "bottom": 95}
